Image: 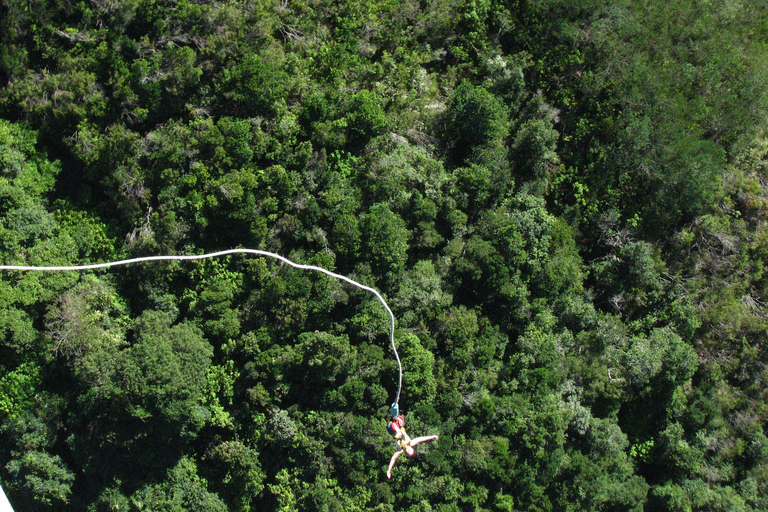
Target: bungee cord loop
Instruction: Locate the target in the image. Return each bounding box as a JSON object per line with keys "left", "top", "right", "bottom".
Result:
{"left": 0, "top": 248, "right": 403, "bottom": 410}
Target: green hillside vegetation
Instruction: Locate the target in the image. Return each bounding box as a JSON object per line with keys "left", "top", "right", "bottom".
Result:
{"left": 1, "top": 0, "right": 768, "bottom": 510}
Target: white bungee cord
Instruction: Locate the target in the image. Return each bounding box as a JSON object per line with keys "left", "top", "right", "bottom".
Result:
{"left": 0, "top": 248, "right": 403, "bottom": 408}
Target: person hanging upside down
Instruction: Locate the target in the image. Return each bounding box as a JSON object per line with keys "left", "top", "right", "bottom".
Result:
{"left": 386, "top": 414, "right": 439, "bottom": 479}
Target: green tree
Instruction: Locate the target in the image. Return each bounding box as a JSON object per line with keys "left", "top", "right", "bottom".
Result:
{"left": 2, "top": 414, "right": 74, "bottom": 509}
{"left": 442, "top": 81, "right": 510, "bottom": 168}
{"left": 130, "top": 457, "right": 227, "bottom": 512}
{"left": 45, "top": 275, "right": 127, "bottom": 361}
{"left": 72, "top": 310, "right": 214, "bottom": 480}
{"left": 0, "top": 362, "right": 40, "bottom": 422}
{"left": 359, "top": 203, "right": 410, "bottom": 282}
{"left": 556, "top": 418, "right": 649, "bottom": 511}
{"left": 397, "top": 332, "right": 437, "bottom": 408}
{"left": 217, "top": 50, "right": 290, "bottom": 119}
{"left": 347, "top": 89, "right": 388, "bottom": 149}
{"left": 202, "top": 440, "right": 265, "bottom": 512}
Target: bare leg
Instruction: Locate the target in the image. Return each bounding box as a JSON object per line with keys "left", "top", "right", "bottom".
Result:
{"left": 410, "top": 435, "right": 439, "bottom": 447}
{"left": 387, "top": 449, "right": 404, "bottom": 479}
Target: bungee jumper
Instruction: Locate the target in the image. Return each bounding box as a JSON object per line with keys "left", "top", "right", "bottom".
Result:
{"left": 385, "top": 413, "right": 439, "bottom": 479}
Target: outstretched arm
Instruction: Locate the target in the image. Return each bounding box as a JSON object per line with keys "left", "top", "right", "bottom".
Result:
{"left": 387, "top": 450, "right": 404, "bottom": 479}
{"left": 410, "top": 435, "right": 439, "bottom": 447}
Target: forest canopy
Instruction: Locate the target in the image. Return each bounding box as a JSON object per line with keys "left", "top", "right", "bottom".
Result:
{"left": 2, "top": 0, "right": 768, "bottom": 510}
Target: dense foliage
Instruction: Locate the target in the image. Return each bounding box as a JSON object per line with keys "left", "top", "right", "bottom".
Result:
{"left": 1, "top": 0, "right": 768, "bottom": 510}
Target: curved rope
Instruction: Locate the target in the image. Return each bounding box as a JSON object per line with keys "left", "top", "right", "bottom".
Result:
{"left": 0, "top": 249, "right": 403, "bottom": 407}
